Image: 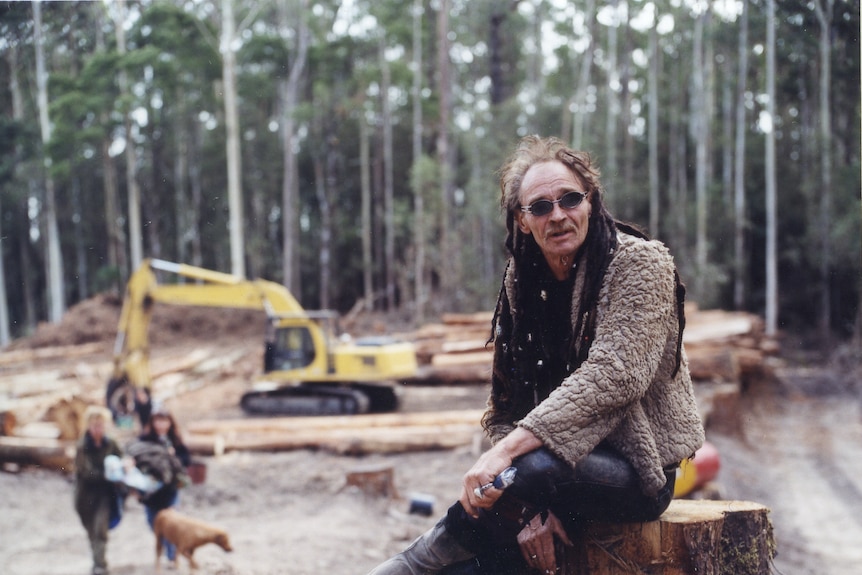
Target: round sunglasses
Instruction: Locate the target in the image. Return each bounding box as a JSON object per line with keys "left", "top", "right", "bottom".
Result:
{"left": 520, "top": 191, "right": 587, "bottom": 217}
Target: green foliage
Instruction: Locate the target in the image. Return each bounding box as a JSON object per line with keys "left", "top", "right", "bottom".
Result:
{"left": 1, "top": 0, "right": 859, "bottom": 341}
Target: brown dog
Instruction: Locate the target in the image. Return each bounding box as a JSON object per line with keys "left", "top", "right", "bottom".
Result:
{"left": 153, "top": 508, "right": 232, "bottom": 572}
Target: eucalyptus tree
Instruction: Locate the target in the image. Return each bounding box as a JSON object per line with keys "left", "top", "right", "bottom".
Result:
{"left": 277, "top": 0, "right": 309, "bottom": 296}
{"left": 733, "top": 0, "right": 750, "bottom": 311}
{"left": 112, "top": 0, "right": 144, "bottom": 272}
{"left": 32, "top": 0, "right": 64, "bottom": 322}
{"left": 764, "top": 0, "right": 777, "bottom": 336}
{"left": 0, "top": 2, "right": 44, "bottom": 338}
{"left": 813, "top": 0, "right": 834, "bottom": 341}
{"left": 410, "top": 0, "right": 426, "bottom": 321}
{"left": 125, "top": 3, "right": 221, "bottom": 269}
{"left": 0, "top": 1, "right": 37, "bottom": 341}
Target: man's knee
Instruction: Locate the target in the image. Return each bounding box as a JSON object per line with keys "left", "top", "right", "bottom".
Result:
{"left": 505, "top": 447, "right": 573, "bottom": 506}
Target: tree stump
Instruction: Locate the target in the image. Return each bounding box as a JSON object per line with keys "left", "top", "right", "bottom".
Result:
{"left": 343, "top": 464, "right": 399, "bottom": 498}
{"left": 562, "top": 500, "right": 774, "bottom": 575}
{"left": 0, "top": 411, "right": 16, "bottom": 436}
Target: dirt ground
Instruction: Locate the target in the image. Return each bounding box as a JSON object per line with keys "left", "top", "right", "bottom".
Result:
{"left": 2, "top": 297, "right": 861, "bottom": 575}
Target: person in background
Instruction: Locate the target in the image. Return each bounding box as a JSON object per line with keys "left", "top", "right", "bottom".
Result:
{"left": 366, "top": 135, "right": 704, "bottom": 575}
{"left": 74, "top": 406, "right": 123, "bottom": 575}
{"left": 136, "top": 404, "right": 191, "bottom": 567}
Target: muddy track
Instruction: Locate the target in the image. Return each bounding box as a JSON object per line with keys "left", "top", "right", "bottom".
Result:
{"left": 711, "top": 370, "right": 862, "bottom": 575}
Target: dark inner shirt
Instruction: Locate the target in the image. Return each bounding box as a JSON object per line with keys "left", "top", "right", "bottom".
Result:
{"left": 533, "top": 266, "right": 576, "bottom": 403}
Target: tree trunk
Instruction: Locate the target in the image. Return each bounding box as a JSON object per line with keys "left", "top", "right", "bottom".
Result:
{"left": 692, "top": 9, "right": 708, "bottom": 301}
{"left": 313, "top": 153, "right": 332, "bottom": 310}
{"left": 189, "top": 119, "right": 205, "bottom": 268}
{"left": 380, "top": 34, "right": 396, "bottom": 311}
{"left": 361, "top": 116, "right": 374, "bottom": 311}
{"left": 32, "top": 0, "right": 65, "bottom": 324}
{"left": 174, "top": 95, "right": 190, "bottom": 266}
{"left": 572, "top": 0, "right": 595, "bottom": 149}
{"left": 764, "top": 0, "right": 778, "bottom": 336}
{"left": 0, "top": 43, "right": 26, "bottom": 344}
{"left": 114, "top": 0, "right": 143, "bottom": 272}
{"left": 436, "top": 0, "right": 453, "bottom": 308}
{"left": 222, "top": 0, "right": 245, "bottom": 278}
{"left": 0, "top": 197, "right": 7, "bottom": 345}
{"left": 733, "top": 0, "right": 749, "bottom": 310}
{"left": 648, "top": 24, "right": 659, "bottom": 235}
{"left": 412, "top": 0, "right": 426, "bottom": 323}
{"left": 604, "top": 0, "right": 619, "bottom": 198}
{"left": 279, "top": 0, "right": 308, "bottom": 294}
{"left": 814, "top": 0, "right": 834, "bottom": 343}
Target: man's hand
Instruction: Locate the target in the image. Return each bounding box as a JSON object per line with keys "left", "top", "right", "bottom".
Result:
{"left": 459, "top": 449, "right": 512, "bottom": 517}
{"left": 459, "top": 427, "right": 544, "bottom": 518}
{"left": 517, "top": 511, "right": 573, "bottom": 574}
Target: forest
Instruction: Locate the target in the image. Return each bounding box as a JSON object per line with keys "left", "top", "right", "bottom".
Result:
{"left": 0, "top": 0, "right": 859, "bottom": 348}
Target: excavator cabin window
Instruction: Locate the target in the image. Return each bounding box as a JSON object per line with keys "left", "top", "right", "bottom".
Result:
{"left": 265, "top": 326, "right": 316, "bottom": 372}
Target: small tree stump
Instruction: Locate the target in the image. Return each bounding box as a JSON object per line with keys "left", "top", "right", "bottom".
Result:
{"left": 344, "top": 464, "right": 399, "bottom": 498}
{"left": 562, "top": 499, "right": 774, "bottom": 574}
{"left": 0, "top": 411, "right": 16, "bottom": 436}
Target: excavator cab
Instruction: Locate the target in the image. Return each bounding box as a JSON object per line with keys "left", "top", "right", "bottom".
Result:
{"left": 264, "top": 326, "right": 317, "bottom": 372}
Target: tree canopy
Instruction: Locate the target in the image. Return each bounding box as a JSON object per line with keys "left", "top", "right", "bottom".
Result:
{"left": 0, "top": 0, "right": 859, "bottom": 346}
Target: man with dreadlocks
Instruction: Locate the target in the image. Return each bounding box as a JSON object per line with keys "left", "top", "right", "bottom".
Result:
{"left": 366, "top": 136, "right": 704, "bottom": 575}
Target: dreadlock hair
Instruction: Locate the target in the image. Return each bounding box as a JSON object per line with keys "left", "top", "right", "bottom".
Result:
{"left": 483, "top": 136, "right": 686, "bottom": 435}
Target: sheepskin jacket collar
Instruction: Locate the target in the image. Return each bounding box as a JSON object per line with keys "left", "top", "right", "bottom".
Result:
{"left": 493, "top": 232, "right": 705, "bottom": 496}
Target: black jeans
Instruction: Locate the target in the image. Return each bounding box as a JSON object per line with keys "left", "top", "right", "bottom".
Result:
{"left": 444, "top": 446, "right": 676, "bottom": 575}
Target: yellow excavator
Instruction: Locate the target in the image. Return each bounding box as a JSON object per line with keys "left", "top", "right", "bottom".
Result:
{"left": 106, "top": 259, "right": 418, "bottom": 418}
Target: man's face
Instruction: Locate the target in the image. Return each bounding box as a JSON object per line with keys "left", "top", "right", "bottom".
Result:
{"left": 516, "top": 161, "right": 591, "bottom": 277}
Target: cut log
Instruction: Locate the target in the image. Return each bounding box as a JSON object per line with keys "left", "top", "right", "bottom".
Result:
{"left": 185, "top": 422, "right": 482, "bottom": 456}
{"left": 409, "top": 365, "right": 491, "bottom": 385}
{"left": 43, "top": 396, "right": 90, "bottom": 440}
{"left": 0, "top": 411, "right": 16, "bottom": 436}
{"left": 0, "top": 342, "right": 105, "bottom": 367}
{"left": 431, "top": 351, "right": 494, "bottom": 368}
{"left": 186, "top": 408, "right": 485, "bottom": 435}
{"left": 343, "top": 464, "right": 398, "bottom": 498}
{"left": 0, "top": 436, "right": 76, "bottom": 472}
{"left": 684, "top": 346, "right": 740, "bottom": 382}
{"left": 562, "top": 499, "right": 774, "bottom": 574}
{"left": 440, "top": 312, "right": 494, "bottom": 325}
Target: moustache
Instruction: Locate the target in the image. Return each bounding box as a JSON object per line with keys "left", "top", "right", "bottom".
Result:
{"left": 544, "top": 224, "right": 577, "bottom": 240}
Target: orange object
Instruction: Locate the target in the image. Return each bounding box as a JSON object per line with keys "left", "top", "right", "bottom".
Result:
{"left": 673, "top": 441, "right": 721, "bottom": 498}
{"left": 693, "top": 440, "right": 720, "bottom": 488}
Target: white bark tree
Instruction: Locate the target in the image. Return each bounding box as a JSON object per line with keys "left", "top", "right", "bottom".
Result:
{"left": 279, "top": 0, "right": 309, "bottom": 294}
{"left": 411, "top": 0, "right": 426, "bottom": 323}
{"left": 692, "top": 7, "right": 709, "bottom": 299}
{"left": 222, "top": 0, "right": 245, "bottom": 278}
{"left": 648, "top": 19, "right": 659, "bottom": 235}
{"left": 113, "top": 0, "right": 143, "bottom": 273}
{"left": 380, "top": 33, "right": 396, "bottom": 311}
{"left": 764, "top": 0, "right": 778, "bottom": 336}
{"left": 733, "top": 0, "right": 750, "bottom": 310}
{"left": 813, "top": 0, "right": 834, "bottom": 340}
{"left": 32, "top": 0, "right": 65, "bottom": 323}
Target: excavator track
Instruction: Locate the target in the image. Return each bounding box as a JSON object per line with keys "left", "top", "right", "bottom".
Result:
{"left": 239, "top": 382, "right": 400, "bottom": 416}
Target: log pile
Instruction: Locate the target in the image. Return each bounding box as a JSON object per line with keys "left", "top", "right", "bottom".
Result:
{"left": 407, "top": 306, "right": 777, "bottom": 386}
{"left": 0, "top": 304, "right": 775, "bottom": 466}
{"left": 405, "top": 306, "right": 777, "bottom": 434}
{"left": 183, "top": 409, "right": 486, "bottom": 456}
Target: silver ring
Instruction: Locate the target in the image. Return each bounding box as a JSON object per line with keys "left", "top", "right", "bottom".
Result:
{"left": 473, "top": 487, "right": 485, "bottom": 499}
{"left": 530, "top": 555, "right": 537, "bottom": 559}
